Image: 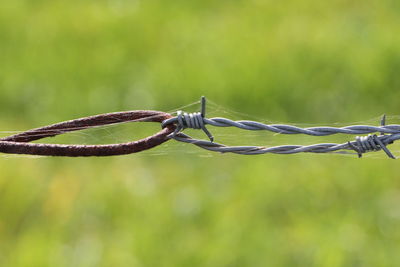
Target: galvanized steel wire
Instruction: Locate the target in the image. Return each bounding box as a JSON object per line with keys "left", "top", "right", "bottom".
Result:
{"left": 162, "top": 97, "right": 399, "bottom": 159}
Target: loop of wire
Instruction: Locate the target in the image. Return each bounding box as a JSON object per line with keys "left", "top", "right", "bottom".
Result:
{"left": 0, "top": 111, "right": 176, "bottom": 157}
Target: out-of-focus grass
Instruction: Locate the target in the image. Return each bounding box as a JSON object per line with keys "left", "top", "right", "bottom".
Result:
{"left": 1, "top": 1, "right": 400, "bottom": 266}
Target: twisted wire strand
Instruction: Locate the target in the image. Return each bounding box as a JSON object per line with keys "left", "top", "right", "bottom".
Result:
{"left": 162, "top": 97, "right": 400, "bottom": 158}
{"left": 162, "top": 99, "right": 399, "bottom": 137}
{"left": 172, "top": 133, "right": 400, "bottom": 156}
{"left": 203, "top": 118, "right": 400, "bottom": 136}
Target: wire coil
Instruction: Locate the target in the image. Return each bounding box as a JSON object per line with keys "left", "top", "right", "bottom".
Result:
{"left": 162, "top": 97, "right": 214, "bottom": 141}
{"left": 348, "top": 134, "right": 395, "bottom": 159}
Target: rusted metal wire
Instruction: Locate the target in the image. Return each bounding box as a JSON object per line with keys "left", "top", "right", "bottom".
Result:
{"left": 0, "top": 110, "right": 175, "bottom": 157}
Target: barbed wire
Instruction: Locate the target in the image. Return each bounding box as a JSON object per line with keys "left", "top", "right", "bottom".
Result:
{"left": 170, "top": 132, "right": 399, "bottom": 158}
{"left": 161, "top": 97, "right": 399, "bottom": 159}
{"left": 0, "top": 96, "right": 399, "bottom": 158}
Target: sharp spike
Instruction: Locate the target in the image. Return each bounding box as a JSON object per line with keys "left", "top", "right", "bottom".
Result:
{"left": 381, "top": 114, "right": 386, "bottom": 126}
{"left": 201, "top": 96, "right": 206, "bottom": 117}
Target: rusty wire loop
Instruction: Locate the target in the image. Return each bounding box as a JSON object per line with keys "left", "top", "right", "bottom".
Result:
{"left": 0, "top": 111, "right": 176, "bottom": 157}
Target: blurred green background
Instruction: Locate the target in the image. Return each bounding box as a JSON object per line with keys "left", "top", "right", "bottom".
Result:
{"left": 1, "top": 0, "right": 400, "bottom": 266}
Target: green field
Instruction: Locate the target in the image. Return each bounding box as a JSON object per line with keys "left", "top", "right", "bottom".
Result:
{"left": 1, "top": 1, "right": 400, "bottom": 266}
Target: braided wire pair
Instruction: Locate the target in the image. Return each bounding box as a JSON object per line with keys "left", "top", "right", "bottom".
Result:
{"left": 162, "top": 97, "right": 399, "bottom": 159}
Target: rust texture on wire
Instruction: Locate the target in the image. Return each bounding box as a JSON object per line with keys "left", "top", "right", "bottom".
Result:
{"left": 1, "top": 97, "right": 400, "bottom": 158}
{"left": 0, "top": 111, "right": 175, "bottom": 157}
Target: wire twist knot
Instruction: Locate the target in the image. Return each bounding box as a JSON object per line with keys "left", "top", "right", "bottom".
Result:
{"left": 162, "top": 96, "right": 214, "bottom": 141}
{"left": 348, "top": 134, "right": 395, "bottom": 159}
{"left": 176, "top": 111, "right": 205, "bottom": 130}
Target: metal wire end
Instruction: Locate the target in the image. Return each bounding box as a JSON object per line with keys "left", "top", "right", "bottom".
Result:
{"left": 199, "top": 96, "right": 214, "bottom": 142}
{"left": 348, "top": 141, "right": 362, "bottom": 158}
{"left": 161, "top": 96, "right": 214, "bottom": 142}
{"left": 381, "top": 114, "right": 386, "bottom": 135}
{"left": 377, "top": 114, "right": 395, "bottom": 158}
{"left": 374, "top": 136, "right": 396, "bottom": 159}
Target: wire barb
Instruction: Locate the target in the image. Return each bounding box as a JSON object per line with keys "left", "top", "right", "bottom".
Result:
{"left": 348, "top": 134, "right": 395, "bottom": 159}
